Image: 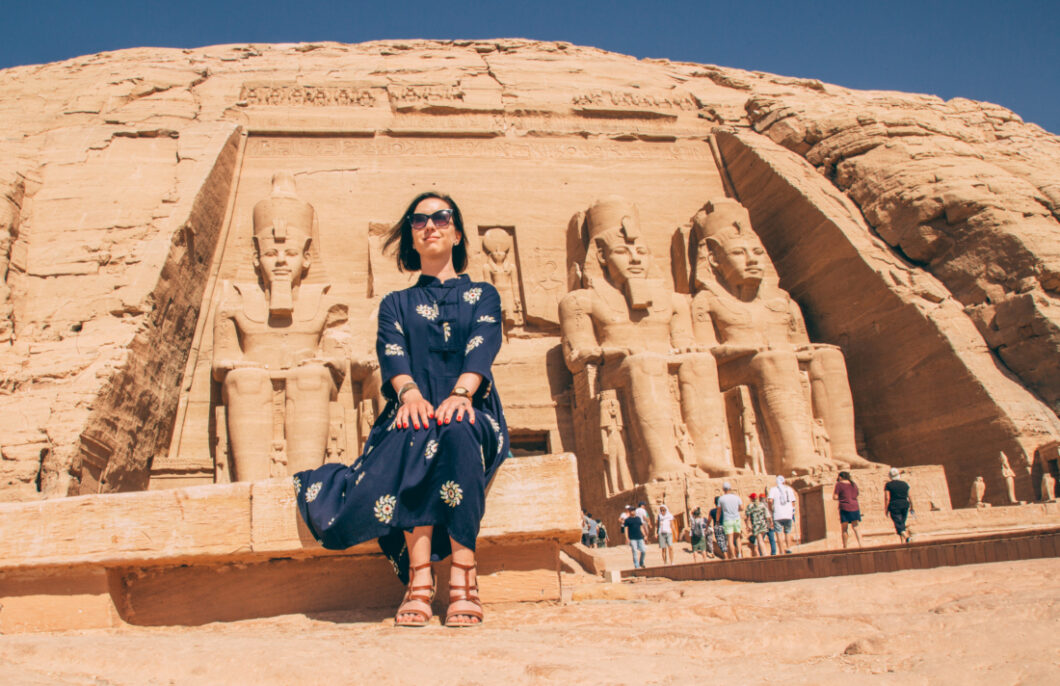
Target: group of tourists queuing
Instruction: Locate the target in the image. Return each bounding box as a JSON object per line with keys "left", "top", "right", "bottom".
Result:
{"left": 590, "top": 468, "right": 916, "bottom": 568}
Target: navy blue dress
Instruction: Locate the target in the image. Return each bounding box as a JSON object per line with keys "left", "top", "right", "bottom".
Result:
{"left": 293, "top": 274, "right": 510, "bottom": 583}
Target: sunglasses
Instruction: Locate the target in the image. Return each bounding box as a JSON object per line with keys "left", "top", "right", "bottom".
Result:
{"left": 409, "top": 209, "right": 454, "bottom": 230}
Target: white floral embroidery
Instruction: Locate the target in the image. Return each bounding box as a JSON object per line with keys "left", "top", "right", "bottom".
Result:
{"left": 480, "top": 446, "right": 486, "bottom": 472}
{"left": 356, "top": 472, "right": 365, "bottom": 485}
{"left": 465, "top": 335, "right": 484, "bottom": 355}
{"left": 385, "top": 343, "right": 405, "bottom": 357}
{"left": 443, "top": 321, "right": 451, "bottom": 342}
{"left": 476, "top": 314, "right": 496, "bottom": 323}
{"left": 424, "top": 439, "right": 439, "bottom": 460}
{"left": 416, "top": 303, "right": 439, "bottom": 321}
{"left": 487, "top": 415, "right": 501, "bottom": 436}
{"left": 463, "top": 288, "right": 482, "bottom": 305}
{"left": 394, "top": 321, "right": 403, "bottom": 334}
{"left": 305, "top": 482, "right": 323, "bottom": 503}
{"left": 374, "top": 494, "right": 397, "bottom": 523}
{"left": 440, "top": 480, "right": 464, "bottom": 507}
{"left": 292, "top": 475, "right": 302, "bottom": 494}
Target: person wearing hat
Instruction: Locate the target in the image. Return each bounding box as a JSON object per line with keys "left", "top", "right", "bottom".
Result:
{"left": 744, "top": 492, "right": 769, "bottom": 556}
{"left": 883, "top": 467, "right": 914, "bottom": 543}
{"left": 768, "top": 475, "right": 798, "bottom": 553}
{"left": 655, "top": 503, "right": 676, "bottom": 565}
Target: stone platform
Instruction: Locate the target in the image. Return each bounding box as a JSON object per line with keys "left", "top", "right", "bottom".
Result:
{"left": 625, "top": 526, "right": 1060, "bottom": 584}
{"left": 0, "top": 453, "right": 580, "bottom": 633}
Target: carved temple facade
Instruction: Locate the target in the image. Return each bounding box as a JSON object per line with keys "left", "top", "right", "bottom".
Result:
{"left": 0, "top": 41, "right": 1058, "bottom": 516}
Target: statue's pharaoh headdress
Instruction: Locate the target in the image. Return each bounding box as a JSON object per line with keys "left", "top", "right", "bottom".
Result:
{"left": 253, "top": 172, "right": 314, "bottom": 244}
{"left": 691, "top": 198, "right": 752, "bottom": 245}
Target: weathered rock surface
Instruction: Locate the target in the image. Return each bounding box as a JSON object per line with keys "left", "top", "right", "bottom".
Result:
{"left": 0, "top": 39, "right": 1057, "bottom": 508}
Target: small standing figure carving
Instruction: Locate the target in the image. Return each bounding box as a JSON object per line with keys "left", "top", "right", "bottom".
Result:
{"left": 599, "top": 392, "right": 632, "bottom": 495}
{"left": 481, "top": 228, "right": 525, "bottom": 329}
{"left": 812, "top": 418, "right": 832, "bottom": 462}
{"left": 968, "top": 475, "right": 988, "bottom": 508}
{"left": 674, "top": 422, "right": 696, "bottom": 466}
{"left": 999, "top": 451, "right": 1018, "bottom": 505}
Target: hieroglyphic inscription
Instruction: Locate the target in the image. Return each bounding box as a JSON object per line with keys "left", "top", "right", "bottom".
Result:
{"left": 571, "top": 90, "right": 699, "bottom": 112}
{"left": 246, "top": 136, "right": 714, "bottom": 161}
{"left": 388, "top": 84, "right": 465, "bottom": 105}
{"left": 240, "top": 83, "right": 380, "bottom": 107}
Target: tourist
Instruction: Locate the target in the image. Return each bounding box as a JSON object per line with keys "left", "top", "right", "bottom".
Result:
{"left": 584, "top": 513, "right": 599, "bottom": 548}
{"left": 656, "top": 503, "right": 676, "bottom": 565}
{"left": 294, "top": 192, "right": 509, "bottom": 628}
{"left": 833, "top": 471, "right": 863, "bottom": 548}
{"left": 622, "top": 508, "right": 647, "bottom": 568}
{"left": 745, "top": 493, "right": 769, "bottom": 557}
{"left": 884, "top": 467, "right": 914, "bottom": 544}
{"left": 761, "top": 492, "right": 778, "bottom": 555}
{"left": 682, "top": 507, "right": 710, "bottom": 563}
{"left": 708, "top": 496, "right": 727, "bottom": 558}
{"left": 636, "top": 501, "right": 653, "bottom": 539}
{"left": 717, "top": 482, "right": 743, "bottom": 559}
{"left": 597, "top": 521, "right": 609, "bottom": 548}
{"left": 769, "top": 475, "right": 798, "bottom": 553}
{"left": 619, "top": 505, "right": 632, "bottom": 543}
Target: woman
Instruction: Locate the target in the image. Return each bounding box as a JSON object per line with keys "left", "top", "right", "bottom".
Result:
{"left": 883, "top": 467, "right": 914, "bottom": 544}
{"left": 293, "top": 192, "right": 509, "bottom": 627}
{"left": 832, "top": 471, "right": 863, "bottom": 548}
{"left": 682, "top": 507, "right": 710, "bottom": 563}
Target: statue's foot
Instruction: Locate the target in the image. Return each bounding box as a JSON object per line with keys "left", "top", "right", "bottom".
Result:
{"left": 787, "top": 460, "right": 838, "bottom": 477}
{"left": 694, "top": 460, "right": 747, "bottom": 478}
{"left": 648, "top": 465, "right": 693, "bottom": 482}
{"left": 834, "top": 454, "right": 874, "bottom": 469}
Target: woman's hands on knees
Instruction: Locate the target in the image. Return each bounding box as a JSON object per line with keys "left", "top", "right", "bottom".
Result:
{"left": 397, "top": 388, "right": 434, "bottom": 429}
{"left": 436, "top": 395, "right": 475, "bottom": 426}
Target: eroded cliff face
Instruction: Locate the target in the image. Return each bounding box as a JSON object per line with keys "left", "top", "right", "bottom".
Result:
{"left": 0, "top": 40, "right": 1056, "bottom": 503}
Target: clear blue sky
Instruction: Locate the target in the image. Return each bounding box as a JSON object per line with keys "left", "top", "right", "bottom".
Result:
{"left": 6, "top": 0, "right": 1059, "bottom": 133}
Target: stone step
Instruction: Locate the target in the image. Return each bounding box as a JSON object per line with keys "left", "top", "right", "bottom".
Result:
{"left": 0, "top": 453, "right": 581, "bottom": 633}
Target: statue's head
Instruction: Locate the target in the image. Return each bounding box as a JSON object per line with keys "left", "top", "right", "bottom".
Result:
{"left": 693, "top": 199, "right": 769, "bottom": 291}
{"left": 586, "top": 196, "right": 652, "bottom": 289}
{"left": 252, "top": 172, "right": 313, "bottom": 291}
{"left": 481, "top": 228, "right": 512, "bottom": 265}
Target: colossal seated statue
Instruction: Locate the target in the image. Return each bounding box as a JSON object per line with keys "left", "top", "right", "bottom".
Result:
{"left": 560, "top": 196, "right": 732, "bottom": 482}
{"left": 690, "top": 198, "right": 869, "bottom": 475}
{"left": 212, "top": 173, "right": 348, "bottom": 481}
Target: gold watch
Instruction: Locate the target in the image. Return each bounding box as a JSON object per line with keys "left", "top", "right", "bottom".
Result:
{"left": 450, "top": 386, "right": 472, "bottom": 400}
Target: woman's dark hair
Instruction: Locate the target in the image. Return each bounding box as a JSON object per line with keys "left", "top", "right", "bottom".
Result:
{"left": 384, "top": 191, "right": 468, "bottom": 273}
{"left": 838, "top": 470, "right": 854, "bottom": 487}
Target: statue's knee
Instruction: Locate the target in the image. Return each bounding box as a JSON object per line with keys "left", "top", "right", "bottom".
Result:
{"left": 752, "top": 349, "right": 798, "bottom": 376}
{"left": 224, "top": 367, "right": 270, "bottom": 395}
{"left": 812, "top": 346, "right": 846, "bottom": 372}
{"left": 291, "top": 364, "right": 331, "bottom": 392}
{"left": 622, "top": 353, "right": 665, "bottom": 378}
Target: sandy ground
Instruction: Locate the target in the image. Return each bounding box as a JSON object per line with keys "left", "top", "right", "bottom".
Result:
{"left": 0, "top": 558, "right": 1057, "bottom": 685}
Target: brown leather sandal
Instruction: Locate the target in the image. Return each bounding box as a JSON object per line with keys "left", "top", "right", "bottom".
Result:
{"left": 395, "top": 561, "right": 434, "bottom": 627}
{"left": 444, "top": 560, "right": 483, "bottom": 628}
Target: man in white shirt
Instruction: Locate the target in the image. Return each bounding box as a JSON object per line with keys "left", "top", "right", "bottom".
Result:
{"left": 655, "top": 503, "right": 676, "bottom": 565}
{"left": 635, "top": 501, "right": 653, "bottom": 539}
{"left": 717, "top": 482, "right": 743, "bottom": 559}
{"left": 768, "top": 475, "right": 798, "bottom": 553}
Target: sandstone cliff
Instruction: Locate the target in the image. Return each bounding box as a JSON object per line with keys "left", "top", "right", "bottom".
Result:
{"left": 0, "top": 40, "right": 1056, "bottom": 504}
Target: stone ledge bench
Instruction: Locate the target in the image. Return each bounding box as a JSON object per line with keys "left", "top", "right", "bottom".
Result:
{"left": 0, "top": 453, "right": 580, "bottom": 633}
